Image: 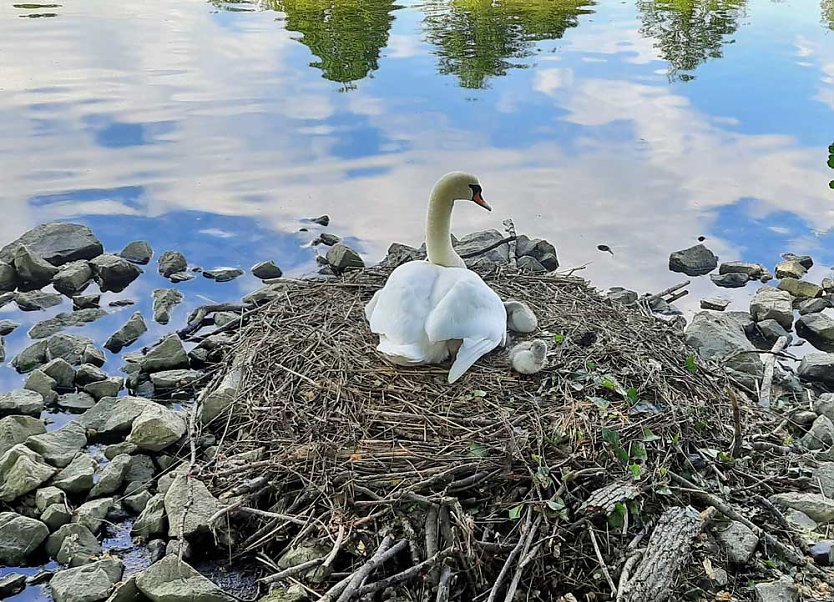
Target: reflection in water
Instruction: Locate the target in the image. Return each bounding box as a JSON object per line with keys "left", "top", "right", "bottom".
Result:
{"left": 422, "top": 0, "right": 594, "bottom": 89}
{"left": 636, "top": 0, "right": 746, "bottom": 81}
{"left": 824, "top": 0, "right": 834, "bottom": 30}
{"left": 267, "top": 0, "right": 400, "bottom": 88}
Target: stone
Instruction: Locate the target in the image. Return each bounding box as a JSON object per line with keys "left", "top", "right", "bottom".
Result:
{"left": 164, "top": 475, "right": 223, "bottom": 538}
{"left": 800, "top": 415, "right": 834, "bottom": 451}
{"left": 213, "top": 312, "right": 239, "bottom": 328}
{"left": 24, "top": 370, "right": 58, "bottom": 405}
{"left": 455, "top": 229, "right": 510, "bottom": 267}
{"left": 712, "top": 520, "right": 758, "bottom": 564}
{"left": 203, "top": 267, "right": 244, "bottom": 282}
{"left": 199, "top": 367, "right": 240, "bottom": 425}
{"left": 90, "top": 254, "right": 142, "bottom": 293}
{"left": 41, "top": 503, "right": 72, "bottom": 531}
{"left": 719, "top": 261, "right": 767, "bottom": 278}
{"left": 782, "top": 252, "right": 813, "bottom": 269}
{"left": 89, "top": 454, "right": 131, "bottom": 498}
{"left": 84, "top": 378, "right": 124, "bottom": 401}
{"left": 13, "top": 245, "right": 59, "bottom": 287}
{"left": 0, "top": 444, "right": 57, "bottom": 501}
{"left": 52, "top": 453, "right": 95, "bottom": 494}
{"left": 277, "top": 541, "right": 332, "bottom": 583}
{"left": 0, "top": 223, "right": 103, "bottom": 266}
{"left": 50, "top": 558, "right": 123, "bottom": 602}
{"left": 16, "top": 290, "right": 64, "bottom": 311}
{"left": 125, "top": 454, "right": 156, "bottom": 484}
{"left": 251, "top": 260, "right": 283, "bottom": 279}
{"left": 754, "top": 578, "right": 798, "bottom": 602}
{"left": 36, "top": 485, "right": 66, "bottom": 511}
{"left": 83, "top": 344, "right": 105, "bottom": 367}
{"left": 799, "top": 354, "right": 834, "bottom": 387}
{"left": 124, "top": 488, "right": 153, "bottom": 515}
{"left": 700, "top": 297, "right": 730, "bottom": 311}
{"left": 168, "top": 272, "right": 194, "bottom": 283}
{"left": 792, "top": 410, "right": 818, "bottom": 426}
{"left": 809, "top": 541, "right": 834, "bottom": 566}
{"left": 0, "top": 512, "right": 49, "bottom": 564}
{"left": 796, "top": 313, "right": 834, "bottom": 352}
{"left": 0, "top": 389, "right": 45, "bottom": 416}
{"left": 775, "top": 260, "right": 807, "bottom": 280}
{"left": 73, "top": 498, "right": 112, "bottom": 534}
{"left": 43, "top": 358, "right": 77, "bottom": 390}
{"left": 0, "top": 319, "right": 19, "bottom": 335}
{"left": 26, "top": 421, "right": 87, "bottom": 468}
{"left": 824, "top": 277, "right": 834, "bottom": 293}
{"left": 136, "top": 556, "right": 234, "bottom": 602}
{"left": 131, "top": 494, "right": 167, "bottom": 538}
{"left": 685, "top": 311, "right": 762, "bottom": 377}
{"left": 12, "top": 339, "right": 48, "bottom": 373}
{"left": 753, "top": 319, "right": 791, "bottom": 347}
{"left": 166, "top": 538, "right": 193, "bottom": 559}
{"left": 152, "top": 289, "right": 183, "bottom": 325}
{"left": 128, "top": 404, "right": 186, "bottom": 452}
{"left": 134, "top": 379, "right": 155, "bottom": 398}
{"left": 310, "top": 215, "right": 329, "bottom": 226}
{"left": 139, "top": 334, "right": 189, "bottom": 373}
{"left": 778, "top": 277, "right": 822, "bottom": 299}
{"left": 710, "top": 272, "right": 748, "bottom": 288}
{"left": 0, "top": 573, "right": 26, "bottom": 598}
{"left": 105, "top": 575, "right": 142, "bottom": 602}
{"left": 75, "top": 364, "right": 107, "bottom": 386}
{"left": 46, "top": 334, "right": 98, "bottom": 366}
{"left": 669, "top": 244, "right": 717, "bottom": 276}
{"left": 104, "top": 442, "right": 137, "bottom": 459}
{"left": 104, "top": 312, "right": 148, "bottom": 353}
{"left": 815, "top": 394, "right": 834, "bottom": 423}
{"left": 243, "top": 285, "right": 282, "bottom": 305}
{"left": 158, "top": 251, "right": 187, "bottom": 278}
{"left": 326, "top": 243, "right": 365, "bottom": 273}
{"left": 73, "top": 294, "right": 101, "bottom": 309}
{"left": 515, "top": 235, "right": 558, "bottom": 271}
{"left": 316, "top": 232, "right": 340, "bottom": 247}
{"left": 150, "top": 369, "right": 202, "bottom": 393}
{"left": 750, "top": 287, "right": 793, "bottom": 329}
{"left": 78, "top": 396, "right": 150, "bottom": 436}
{"left": 0, "top": 415, "right": 46, "bottom": 457}
{"left": 46, "top": 523, "right": 99, "bottom": 559}
{"left": 813, "top": 462, "right": 834, "bottom": 497}
{"left": 52, "top": 260, "right": 93, "bottom": 296}
{"left": 119, "top": 241, "right": 153, "bottom": 265}
{"left": 606, "top": 287, "right": 638, "bottom": 305}
{"left": 29, "top": 308, "right": 107, "bottom": 339}
{"left": 770, "top": 492, "right": 834, "bottom": 523}
{"left": 517, "top": 255, "right": 548, "bottom": 273}
{"left": 798, "top": 297, "right": 830, "bottom": 315}
{"left": 784, "top": 508, "right": 817, "bottom": 532}
{"left": 58, "top": 392, "right": 96, "bottom": 413}
{"left": 382, "top": 242, "right": 423, "bottom": 267}
{"left": 0, "top": 261, "right": 17, "bottom": 291}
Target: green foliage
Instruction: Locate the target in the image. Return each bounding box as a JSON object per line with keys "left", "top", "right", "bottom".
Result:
{"left": 685, "top": 354, "right": 698, "bottom": 373}
{"left": 642, "top": 428, "right": 661, "bottom": 442}
{"left": 553, "top": 334, "right": 566, "bottom": 343}
{"left": 468, "top": 442, "right": 488, "bottom": 457}
{"left": 508, "top": 503, "right": 523, "bottom": 519}
{"left": 608, "top": 501, "right": 627, "bottom": 528}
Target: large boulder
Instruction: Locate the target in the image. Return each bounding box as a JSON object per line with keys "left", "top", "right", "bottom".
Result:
{"left": 770, "top": 492, "right": 834, "bottom": 523}
{"left": 685, "top": 311, "right": 762, "bottom": 377}
{"left": 24, "top": 369, "right": 58, "bottom": 403}
{"left": 0, "top": 261, "right": 18, "bottom": 291}
{"left": 35, "top": 486, "right": 66, "bottom": 511}
{"left": 514, "top": 235, "right": 558, "bottom": 271}
{"left": 46, "top": 523, "right": 100, "bottom": 560}
{"left": 749, "top": 287, "right": 794, "bottom": 329}
{"left": 78, "top": 396, "right": 150, "bottom": 436}
{"left": 0, "top": 415, "right": 46, "bottom": 457}
{"left": 12, "top": 339, "right": 49, "bottom": 373}
{"left": 251, "top": 260, "right": 283, "bottom": 280}
{"left": 455, "top": 230, "right": 510, "bottom": 267}
{"left": 43, "top": 357, "right": 77, "bottom": 390}
{"left": 150, "top": 369, "right": 202, "bottom": 393}
{"left": 0, "top": 444, "right": 56, "bottom": 501}
{"left": 0, "top": 223, "right": 103, "bottom": 266}
{"left": 326, "top": 243, "right": 364, "bottom": 274}
{"left": 46, "top": 334, "right": 100, "bottom": 366}
{"left": 138, "top": 334, "right": 189, "bottom": 373}
{"left": 29, "top": 308, "right": 108, "bottom": 339}
{"left": 0, "top": 389, "right": 45, "bottom": 416}
{"left": 52, "top": 261, "right": 93, "bottom": 296}
{"left": 158, "top": 251, "right": 187, "bottom": 278}
{"left": 14, "top": 245, "right": 59, "bottom": 288}
{"left": 57, "top": 392, "right": 96, "bottom": 413}
{"left": 89, "top": 454, "right": 131, "bottom": 498}
{"left": 26, "top": 421, "right": 87, "bottom": 468}
{"left": 41, "top": 503, "right": 72, "bottom": 531}
{"left": 669, "top": 244, "right": 717, "bottom": 276}
{"left": 84, "top": 377, "right": 123, "bottom": 401}
{"left": 796, "top": 313, "right": 834, "bottom": 352}
{"left": 719, "top": 262, "right": 768, "bottom": 279}
{"left": 164, "top": 475, "right": 223, "bottom": 538}
{"left": 199, "top": 367, "right": 240, "bottom": 425}
{"left": 50, "top": 558, "right": 123, "bottom": 602}
{"left": 119, "top": 241, "right": 153, "bottom": 265}
{"left": 72, "top": 498, "right": 112, "bottom": 534}
{"left": 15, "top": 290, "right": 63, "bottom": 311}
{"left": 152, "top": 289, "right": 183, "bottom": 325}
{"left": 131, "top": 494, "right": 167, "bottom": 538}
{"left": 90, "top": 254, "right": 142, "bottom": 293}
{"left": 136, "top": 555, "right": 234, "bottom": 602}
{"left": 127, "top": 404, "right": 186, "bottom": 452}
{"left": 0, "top": 512, "right": 49, "bottom": 564}
{"left": 778, "top": 277, "right": 822, "bottom": 299}
{"left": 798, "top": 354, "right": 834, "bottom": 387}
{"left": 51, "top": 453, "right": 95, "bottom": 494}
{"left": 104, "top": 312, "right": 148, "bottom": 353}
{"left": 799, "top": 415, "right": 834, "bottom": 451}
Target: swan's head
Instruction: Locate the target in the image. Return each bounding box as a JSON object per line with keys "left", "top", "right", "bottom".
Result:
{"left": 435, "top": 171, "right": 491, "bottom": 211}
{"left": 530, "top": 340, "right": 547, "bottom": 362}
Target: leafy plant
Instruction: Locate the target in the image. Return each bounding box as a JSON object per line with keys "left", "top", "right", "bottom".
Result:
{"left": 468, "top": 442, "right": 488, "bottom": 458}
{"left": 685, "top": 354, "right": 698, "bottom": 373}
{"left": 508, "top": 504, "right": 523, "bottom": 520}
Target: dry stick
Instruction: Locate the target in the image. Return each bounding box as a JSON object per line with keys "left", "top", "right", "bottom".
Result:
{"left": 588, "top": 524, "right": 617, "bottom": 597}
{"left": 260, "top": 557, "right": 325, "bottom": 584}
{"left": 335, "top": 538, "right": 408, "bottom": 602}
{"left": 486, "top": 508, "right": 532, "bottom": 602}
{"left": 323, "top": 524, "right": 346, "bottom": 568}
{"left": 730, "top": 390, "right": 743, "bottom": 459}
{"left": 459, "top": 236, "right": 517, "bottom": 259}
{"left": 665, "top": 289, "right": 688, "bottom": 304}
{"left": 502, "top": 514, "right": 542, "bottom": 602}
{"left": 436, "top": 565, "right": 454, "bottom": 602}
{"left": 356, "top": 547, "right": 457, "bottom": 597}
{"left": 758, "top": 335, "right": 788, "bottom": 408}
{"left": 615, "top": 552, "right": 643, "bottom": 602}
{"left": 503, "top": 219, "right": 518, "bottom": 269}
{"left": 644, "top": 280, "right": 690, "bottom": 303}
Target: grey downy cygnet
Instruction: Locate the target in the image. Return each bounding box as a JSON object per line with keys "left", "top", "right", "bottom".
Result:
{"left": 504, "top": 300, "right": 538, "bottom": 333}
{"left": 509, "top": 340, "right": 547, "bottom": 374}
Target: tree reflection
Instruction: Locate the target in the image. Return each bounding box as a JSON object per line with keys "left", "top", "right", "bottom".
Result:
{"left": 636, "top": 0, "right": 747, "bottom": 81}
{"left": 266, "top": 0, "right": 399, "bottom": 88}
{"left": 422, "top": 0, "right": 594, "bottom": 89}
{"left": 823, "top": 0, "right": 834, "bottom": 30}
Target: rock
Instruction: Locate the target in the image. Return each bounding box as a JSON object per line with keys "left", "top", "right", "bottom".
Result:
{"left": 0, "top": 261, "right": 17, "bottom": 291}
{"left": 0, "top": 223, "right": 103, "bottom": 266}
{"left": 259, "top": 586, "right": 306, "bottom": 602}
{"left": 0, "top": 512, "right": 49, "bottom": 564}
{"left": 0, "top": 319, "right": 19, "bottom": 335}
{"left": 12, "top": 339, "right": 48, "bottom": 373}
{"left": 515, "top": 235, "right": 558, "bottom": 271}
{"left": 41, "top": 503, "right": 72, "bottom": 531}
{"left": 136, "top": 555, "right": 234, "bottom": 602}
{"left": 775, "top": 260, "right": 807, "bottom": 280}
{"left": 166, "top": 538, "right": 193, "bottom": 559}
{"left": 799, "top": 354, "right": 834, "bottom": 387}
{"left": 0, "top": 415, "right": 46, "bottom": 457}
{"left": 203, "top": 267, "right": 244, "bottom": 282}
{"left": 669, "top": 244, "right": 717, "bottom": 276}
{"left": 164, "top": 475, "right": 222, "bottom": 538}
{"left": 0, "top": 573, "right": 26, "bottom": 598}
{"left": 14, "top": 245, "right": 60, "bottom": 287}
{"left": 46, "top": 334, "right": 98, "bottom": 366}
{"left": 124, "top": 488, "right": 153, "bottom": 514}
{"left": 513, "top": 255, "right": 545, "bottom": 273}
{"left": 30, "top": 307, "right": 107, "bottom": 340}
{"left": 16, "top": 290, "right": 64, "bottom": 311}
{"left": 104, "top": 441, "right": 137, "bottom": 459}
{"left": 43, "top": 358, "right": 77, "bottom": 390}
{"left": 685, "top": 311, "right": 762, "bottom": 377}
{"left": 813, "top": 462, "right": 834, "bottom": 497}
{"left": 754, "top": 577, "right": 798, "bottom": 602}
{"left": 823, "top": 277, "right": 834, "bottom": 293}
{"left": 606, "top": 287, "right": 638, "bottom": 305}
{"left": 168, "top": 271, "right": 194, "bottom": 283}
{"left": 796, "top": 313, "right": 834, "bottom": 352}
{"left": 243, "top": 285, "right": 282, "bottom": 305}
{"left": 150, "top": 369, "right": 202, "bottom": 393}
{"left": 770, "top": 492, "right": 834, "bottom": 523}
{"left": 710, "top": 272, "right": 748, "bottom": 288}
{"left": 24, "top": 369, "right": 58, "bottom": 404}
{"left": 125, "top": 454, "right": 156, "bottom": 484}
{"left": 326, "top": 243, "right": 365, "bottom": 273}
{"left": 132, "top": 494, "right": 167, "bottom": 538}
{"left": 73, "top": 498, "right": 112, "bottom": 534}
{"left": 75, "top": 364, "right": 107, "bottom": 386}
{"left": 779, "top": 277, "right": 822, "bottom": 299}
{"left": 57, "top": 392, "right": 96, "bottom": 413}
{"left": 78, "top": 396, "right": 150, "bottom": 436}
{"left": 310, "top": 214, "right": 330, "bottom": 226}
{"left": 791, "top": 409, "right": 818, "bottom": 427}
{"left": 782, "top": 252, "right": 813, "bottom": 269}
{"left": 454, "top": 230, "right": 510, "bottom": 267}
{"left": 809, "top": 541, "right": 834, "bottom": 566}
{"left": 52, "top": 261, "right": 93, "bottom": 296}
{"left": 719, "top": 262, "right": 767, "bottom": 278}
{"left": 800, "top": 415, "right": 834, "bottom": 451}
{"left": 104, "top": 312, "right": 148, "bottom": 353}
{"left": 700, "top": 297, "right": 730, "bottom": 311}
{"left": 213, "top": 312, "right": 239, "bottom": 328}
{"left": 46, "top": 523, "right": 100, "bottom": 559}
{"left": 152, "top": 289, "right": 183, "bottom": 325}
{"left": 381, "top": 242, "right": 423, "bottom": 267}
{"left": 0, "top": 389, "right": 45, "bottom": 416}
{"left": 52, "top": 453, "right": 95, "bottom": 494}
{"left": 88, "top": 454, "right": 131, "bottom": 498}
{"left": 753, "top": 319, "right": 791, "bottom": 347}
{"left": 199, "top": 368, "right": 240, "bottom": 425}
{"left": 128, "top": 404, "right": 186, "bottom": 452}
{"left": 84, "top": 378, "right": 124, "bottom": 401}
{"left": 712, "top": 520, "right": 758, "bottom": 564}
{"left": 50, "top": 558, "right": 123, "bottom": 602}
{"left": 798, "top": 297, "right": 830, "bottom": 314}
{"left": 139, "top": 334, "right": 189, "bottom": 373}
{"left": 784, "top": 508, "right": 817, "bottom": 532}
{"left": 83, "top": 344, "right": 105, "bottom": 367}
{"left": 134, "top": 379, "right": 155, "bottom": 398}
{"left": 251, "top": 260, "right": 283, "bottom": 279}
{"left": 0, "top": 444, "right": 57, "bottom": 501}
{"left": 36, "top": 485, "right": 66, "bottom": 511}
{"left": 313, "top": 233, "right": 341, "bottom": 247}
{"left": 119, "top": 241, "right": 153, "bottom": 265}
{"left": 277, "top": 541, "right": 332, "bottom": 583}
{"left": 750, "top": 287, "right": 793, "bottom": 329}
{"left": 73, "top": 294, "right": 101, "bottom": 309}
{"left": 815, "top": 394, "right": 834, "bottom": 422}
{"left": 158, "top": 251, "right": 187, "bottom": 278}
{"left": 90, "top": 255, "right": 142, "bottom": 293}
{"left": 26, "top": 421, "right": 87, "bottom": 468}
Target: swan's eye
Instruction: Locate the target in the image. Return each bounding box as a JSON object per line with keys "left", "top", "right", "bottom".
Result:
{"left": 468, "top": 184, "right": 482, "bottom": 197}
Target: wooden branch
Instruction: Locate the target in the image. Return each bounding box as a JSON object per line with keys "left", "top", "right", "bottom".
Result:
{"left": 335, "top": 537, "right": 408, "bottom": 602}
{"left": 645, "top": 280, "right": 690, "bottom": 303}
{"left": 459, "top": 236, "right": 517, "bottom": 260}
{"left": 355, "top": 547, "right": 457, "bottom": 597}
{"left": 758, "top": 336, "right": 788, "bottom": 408}
{"left": 588, "top": 525, "right": 617, "bottom": 597}
{"left": 486, "top": 508, "right": 532, "bottom": 602}
{"left": 435, "top": 565, "right": 454, "bottom": 602}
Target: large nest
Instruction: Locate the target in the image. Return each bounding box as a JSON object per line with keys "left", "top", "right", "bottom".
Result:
{"left": 198, "top": 265, "right": 832, "bottom": 602}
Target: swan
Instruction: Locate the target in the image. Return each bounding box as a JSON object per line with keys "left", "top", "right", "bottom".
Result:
{"left": 504, "top": 300, "right": 538, "bottom": 333}
{"left": 365, "top": 172, "right": 507, "bottom": 383}
{"left": 509, "top": 340, "right": 547, "bottom": 375}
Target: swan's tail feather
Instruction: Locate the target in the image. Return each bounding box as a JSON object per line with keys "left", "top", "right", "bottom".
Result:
{"left": 377, "top": 338, "right": 450, "bottom": 366}
{"left": 448, "top": 337, "right": 499, "bottom": 383}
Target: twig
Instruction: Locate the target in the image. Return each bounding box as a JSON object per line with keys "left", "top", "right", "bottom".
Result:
{"left": 486, "top": 508, "right": 531, "bottom": 602}
{"left": 355, "top": 547, "right": 457, "bottom": 597}
{"left": 758, "top": 336, "right": 788, "bottom": 408}
{"left": 436, "top": 565, "right": 454, "bottom": 602}
{"left": 616, "top": 552, "right": 642, "bottom": 602}
{"left": 588, "top": 524, "right": 617, "bottom": 597}
{"left": 645, "top": 280, "right": 690, "bottom": 303}
{"left": 459, "top": 236, "right": 517, "bottom": 259}
{"left": 730, "top": 390, "right": 742, "bottom": 458}
{"left": 503, "top": 514, "right": 542, "bottom": 602}
{"left": 260, "top": 557, "right": 325, "bottom": 584}
{"left": 336, "top": 538, "right": 408, "bottom": 602}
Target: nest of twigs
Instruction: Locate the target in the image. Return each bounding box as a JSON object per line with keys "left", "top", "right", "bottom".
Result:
{"left": 196, "top": 265, "right": 832, "bottom": 602}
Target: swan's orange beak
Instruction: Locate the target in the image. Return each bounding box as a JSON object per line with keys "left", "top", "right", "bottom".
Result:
{"left": 472, "top": 190, "right": 491, "bottom": 211}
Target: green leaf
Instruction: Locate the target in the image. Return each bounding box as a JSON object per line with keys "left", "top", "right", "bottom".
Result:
{"left": 672, "top": 432, "right": 681, "bottom": 446}
{"left": 589, "top": 396, "right": 610, "bottom": 412}
{"left": 626, "top": 387, "right": 639, "bottom": 404}
{"left": 470, "top": 389, "right": 487, "bottom": 398}
{"left": 601, "top": 428, "right": 621, "bottom": 446}
{"left": 717, "top": 451, "right": 734, "bottom": 464}
{"left": 641, "top": 429, "right": 661, "bottom": 442}
{"left": 630, "top": 442, "right": 647, "bottom": 462}
{"left": 614, "top": 445, "right": 629, "bottom": 464}
{"left": 656, "top": 485, "right": 672, "bottom": 496}
{"left": 599, "top": 375, "right": 623, "bottom": 394}
{"left": 546, "top": 498, "right": 566, "bottom": 511}
{"left": 553, "top": 334, "right": 565, "bottom": 343}
{"left": 628, "top": 463, "right": 642, "bottom": 480}
{"left": 508, "top": 504, "right": 523, "bottom": 520}
{"left": 608, "top": 501, "right": 627, "bottom": 529}
{"left": 685, "top": 354, "right": 698, "bottom": 374}
{"left": 468, "top": 442, "right": 488, "bottom": 458}
{"left": 534, "top": 465, "right": 553, "bottom": 489}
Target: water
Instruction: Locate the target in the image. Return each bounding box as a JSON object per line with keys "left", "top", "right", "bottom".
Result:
{"left": 0, "top": 0, "right": 833, "bottom": 596}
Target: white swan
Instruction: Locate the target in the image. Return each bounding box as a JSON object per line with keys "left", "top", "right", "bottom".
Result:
{"left": 504, "top": 300, "right": 538, "bottom": 333}
{"left": 509, "top": 340, "right": 547, "bottom": 375}
{"left": 365, "top": 172, "right": 507, "bottom": 383}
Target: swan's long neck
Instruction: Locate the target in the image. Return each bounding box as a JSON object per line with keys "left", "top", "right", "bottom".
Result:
{"left": 426, "top": 185, "right": 464, "bottom": 268}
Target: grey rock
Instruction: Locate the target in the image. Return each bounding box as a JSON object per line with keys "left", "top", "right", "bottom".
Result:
{"left": 150, "top": 369, "right": 202, "bottom": 393}
{"left": 753, "top": 319, "right": 791, "bottom": 346}
{"left": 52, "top": 261, "right": 93, "bottom": 296}
{"left": 12, "top": 339, "right": 49, "bottom": 373}
{"left": 800, "top": 415, "right": 834, "bottom": 451}
{"left": 799, "top": 297, "right": 830, "bottom": 315}
{"left": 0, "top": 444, "right": 57, "bottom": 501}
{"left": 46, "top": 334, "right": 98, "bottom": 366}
{"left": 105, "top": 575, "right": 142, "bottom": 602}
{"left": 792, "top": 410, "right": 819, "bottom": 426}
{"left": 103, "top": 442, "right": 137, "bottom": 460}
{"left": 164, "top": 475, "right": 222, "bottom": 538}
{"left": 770, "top": 492, "right": 834, "bottom": 523}
{"left": 213, "top": 312, "right": 239, "bottom": 328}
{"left": 516, "top": 255, "right": 547, "bottom": 273}
{"left": 45, "top": 523, "right": 100, "bottom": 560}
{"left": 36, "top": 486, "right": 66, "bottom": 511}
{"left": 14, "top": 245, "right": 59, "bottom": 287}
{"left": 136, "top": 556, "right": 234, "bottom": 602}
{"left": 0, "top": 415, "right": 46, "bottom": 457}
{"left": 0, "top": 223, "right": 103, "bottom": 267}
{"left": 712, "top": 520, "right": 758, "bottom": 564}
{"left": 158, "top": 251, "right": 187, "bottom": 278}
{"left": 41, "top": 502, "right": 72, "bottom": 531}
{"left": 750, "top": 287, "right": 793, "bottom": 329}
{"left": 784, "top": 508, "right": 817, "bottom": 532}
{"left": 607, "top": 287, "right": 638, "bottom": 305}
{"left": 0, "top": 511, "right": 49, "bottom": 564}
{"left": 128, "top": 404, "right": 186, "bottom": 452}
{"left": 43, "top": 358, "right": 77, "bottom": 390}
{"left": 775, "top": 260, "right": 807, "bottom": 280}
{"left": 382, "top": 242, "right": 423, "bottom": 267}
{"left": 778, "top": 277, "right": 822, "bottom": 298}
{"left": 700, "top": 297, "right": 730, "bottom": 311}
{"left": 0, "top": 573, "right": 26, "bottom": 598}
{"left": 277, "top": 541, "right": 332, "bottom": 583}
{"left": 166, "top": 538, "right": 193, "bottom": 559}
{"left": 72, "top": 498, "right": 111, "bottom": 534}
{"left": 669, "top": 243, "right": 717, "bottom": 276}
{"left": 25, "top": 369, "right": 58, "bottom": 404}
{"left": 157, "top": 465, "right": 188, "bottom": 495}
{"left": 168, "top": 271, "right": 194, "bottom": 283}
{"left": 16, "top": 290, "right": 63, "bottom": 311}
{"left": 824, "top": 277, "right": 834, "bottom": 293}
{"left": 242, "top": 285, "right": 282, "bottom": 305}
{"left": 152, "top": 289, "right": 183, "bottom": 325}
{"left": 782, "top": 252, "right": 813, "bottom": 269}
{"left": 26, "top": 421, "right": 87, "bottom": 468}
{"left": 198, "top": 367, "right": 240, "bottom": 425}
{"left": 813, "top": 462, "right": 834, "bottom": 497}
{"left": 84, "top": 378, "right": 124, "bottom": 401}
{"left": 50, "top": 558, "right": 123, "bottom": 602}
{"left": 139, "top": 334, "right": 189, "bottom": 373}
{"left": 76, "top": 364, "right": 107, "bottom": 386}
{"left": 455, "top": 230, "right": 510, "bottom": 267}
{"left": 203, "top": 267, "right": 243, "bottom": 282}
{"left": 104, "top": 312, "right": 147, "bottom": 353}
{"left": 119, "top": 241, "right": 153, "bottom": 265}
{"left": 124, "top": 488, "right": 153, "bottom": 514}
{"left": 514, "top": 235, "right": 558, "bottom": 271}
{"left": 83, "top": 344, "right": 105, "bottom": 367}
{"left": 326, "top": 243, "right": 365, "bottom": 273}
{"left": 796, "top": 313, "right": 834, "bottom": 352}
{"left": 0, "top": 319, "right": 20, "bottom": 335}
{"left": 799, "top": 354, "right": 834, "bottom": 387}
{"left": 815, "top": 394, "right": 834, "bottom": 423}
{"left": 90, "top": 254, "right": 142, "bottom": 293}
{"left": 125, "top": 454, "right": 155, "bottom": 484}
{"left": 78, "top": 396, "right": 150, "bottom": 436}
{"left": 134, "top": 379, "right": 155, "bottom": 399}
{"left": 52, "top": 453, "right": 95, "bottom": 494}
{"left": 0, "top": 389, "right": 45, "bottom": 416}
{"left": 754, "top": 579, "right": 798, "bottom": 602}
{"left": 0, "top": 261, "right": 17, "bottom": 291}
{"left": 131, "top": 494, "right": 167, "bottom": 538}
{"left": 58, "top": 392, "right": 96, "bottom": 413}
{"left": 73, "top": 294, "right": 101, "bottom": 310}
{"left": 809, "top": 541, "right": 834, "bottom": 566}
{"left": 710, "top": 272, "right": 748, "bottom": 288}
{"left": 89, "top": 454, "right": 131, "bottom": 498}
{"left": 310, "top": 214, "right": 329, "bottom": 226}
{"left": 146, "top": 538, "right": 167, "bottom": 563}
{"left": 685, "top": 311, "right": 762, "bottom": 377}
{"left": 719, "top": 262, "right": 767, "bottom": 278}
{"left": 314, "top": 233, "right": 340, "bottom": 247}
{"left": 251, "top": 260, "right": 283, "bottom": 279}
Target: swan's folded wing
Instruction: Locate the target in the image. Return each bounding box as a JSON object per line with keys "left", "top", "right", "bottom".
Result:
{"left": 366, "top": 262, "right": 438, "bottom": 344}
{"left": 424, "top": 274, "right": 506, "bottom": 345}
